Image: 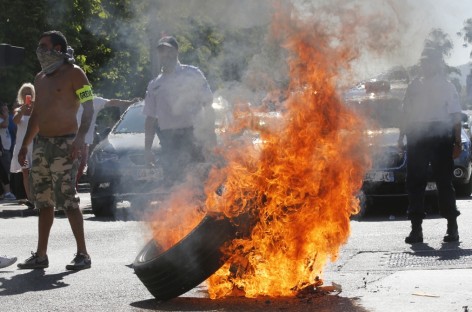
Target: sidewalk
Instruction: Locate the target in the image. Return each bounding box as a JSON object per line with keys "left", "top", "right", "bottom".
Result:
{"left": 355, "top": 269, "right": 472, "bottom": 312}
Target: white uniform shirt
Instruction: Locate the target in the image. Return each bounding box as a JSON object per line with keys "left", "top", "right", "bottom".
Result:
{"left": 143, "top": 63, "right": 213, "bottom": 130}
{"left": 403, "top": 74, "right": 461, "bottom": 123}
{"left": 77, "top": 96, "right": 108, "bottom": 145}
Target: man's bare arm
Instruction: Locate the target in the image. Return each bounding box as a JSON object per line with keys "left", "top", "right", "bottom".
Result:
{"left": 18, "top": 102, "right": 39, "bottom": 166}
{"left": 21, "top": 105, "right": 39, "bottom": 148}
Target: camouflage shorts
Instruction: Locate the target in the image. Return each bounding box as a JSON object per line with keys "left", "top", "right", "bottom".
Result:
{"left": 31, "top": 135, "right": 80, "bottom": 211}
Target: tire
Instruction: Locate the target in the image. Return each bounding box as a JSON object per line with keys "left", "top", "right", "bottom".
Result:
{"left": 91, "top": 195, "right": 115, "bottom": 217}
{"left": 133, "top": 212, "right": 237, "bottom": 301}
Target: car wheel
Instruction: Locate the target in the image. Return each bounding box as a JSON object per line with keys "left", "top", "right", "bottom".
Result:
{"left": 133, "top": 212, "right": 237, "bottom": 301}
{"left": 91, "top": 195, "right": 116, "bottom": 217}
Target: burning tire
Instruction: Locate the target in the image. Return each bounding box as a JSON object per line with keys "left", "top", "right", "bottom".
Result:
{"left": 133, "top": 212, "right": 237, "bottom": 301}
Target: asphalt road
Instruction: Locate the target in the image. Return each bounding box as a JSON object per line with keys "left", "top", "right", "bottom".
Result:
{"left": 1, "top": 187, "right": 471, "bottom": 312}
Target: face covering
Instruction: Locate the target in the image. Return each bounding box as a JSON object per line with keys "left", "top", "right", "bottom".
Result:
{"left": 36, "top": 46, "right": 75, "bottom": 75}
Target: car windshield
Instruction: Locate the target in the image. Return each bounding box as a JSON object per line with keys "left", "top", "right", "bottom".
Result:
{"left": 113, "top": 104, "right": 145, "bottom": 134}
{"left": 347, "top": 97, "right": 403, "bottom": 128}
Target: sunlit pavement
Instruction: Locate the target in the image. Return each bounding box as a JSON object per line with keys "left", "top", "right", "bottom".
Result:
{"left": 0, "top": 188, "right": 471, "bottom": 311}
{"left": 325, "top": 197, "right": 472, "bottom": 312}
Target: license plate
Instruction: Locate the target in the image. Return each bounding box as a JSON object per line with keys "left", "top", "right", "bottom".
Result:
{"left": 132, "top": 168, "right": 160, "bottom": 181}
{"left": 365, "top": 171, "right": 394, "bottom": 182}
{"left": 425, "top": 182, "right": 437, "bottom": 191}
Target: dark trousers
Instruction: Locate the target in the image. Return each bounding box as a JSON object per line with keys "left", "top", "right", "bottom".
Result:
{"left": 157, "top": 127, "right": 204, "bottom": 184}
{"left": 406, "top": 134, "right": 460, "bottom": 220}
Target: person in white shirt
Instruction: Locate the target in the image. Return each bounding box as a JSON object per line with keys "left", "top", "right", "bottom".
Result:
{"left": 11, "top": 83, "right": 35, "bottom": 207}
{"left": 398, "top": 47, "right": 462, "bottom": 244}
{"left": 76, "top": 96, "right": 139, "bottom": 185}
{"left": 143, "top": 36, "right": 215, "bottom": 186}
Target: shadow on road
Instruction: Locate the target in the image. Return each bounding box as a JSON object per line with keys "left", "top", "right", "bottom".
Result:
{"left": 130, "top": 295, "right": 370, "bottom": 312}
{"left": 0, "top": 269, "right": 78, "bottom": 296}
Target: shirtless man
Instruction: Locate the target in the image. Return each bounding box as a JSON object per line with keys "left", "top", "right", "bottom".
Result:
{"left": 17, "top": 30, "right": 94, "bottom": 270}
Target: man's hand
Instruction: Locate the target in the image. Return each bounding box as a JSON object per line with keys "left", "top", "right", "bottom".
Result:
{"left": 18, "top": 146, "right": 28, "bottom": 167}
{"left": 71, "top": 137, "right": 85, "bottom": 160}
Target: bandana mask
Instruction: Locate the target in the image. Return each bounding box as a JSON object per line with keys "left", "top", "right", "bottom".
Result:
{"left": 36, "top": 46, "right": 75, "bottom": 75}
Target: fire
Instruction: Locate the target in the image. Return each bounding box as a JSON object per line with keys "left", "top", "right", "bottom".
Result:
{"left": 148, "top": 174, "right": 208, "bottom": 252}
{"left": 148, "top": 2, "right": 370, "bottom": 299}
{"left": 205, "top": 4, "right": 370, "bottom": 298}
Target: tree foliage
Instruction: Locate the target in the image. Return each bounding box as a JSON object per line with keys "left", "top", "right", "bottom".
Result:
{"left": 0, "top": 0, "right": 269, "bottom": 107}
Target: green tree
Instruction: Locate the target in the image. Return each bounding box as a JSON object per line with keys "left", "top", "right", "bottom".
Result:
{"left": 1, "top": 0, "right": 268, "bottom": 106}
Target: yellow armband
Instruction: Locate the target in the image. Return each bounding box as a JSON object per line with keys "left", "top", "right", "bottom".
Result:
{"left": 75, "top": 85, "right": 93, "bottom": 103}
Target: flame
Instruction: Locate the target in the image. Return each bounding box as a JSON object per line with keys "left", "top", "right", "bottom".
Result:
{"left": 148, "top": 174, "right": 207, "bottom": 252}
{"left": 205, "top": 4, "right": 370, "bottom": 298}
{"left": 148, "top": 2, "right": 370, "bottom": 299}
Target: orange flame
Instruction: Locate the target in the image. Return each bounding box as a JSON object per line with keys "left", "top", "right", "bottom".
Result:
{"left": 149, "top": 2, "right": 370, "bottom": 299}
{"left": 205, "top": 4, "right": 370, "bottom": 298}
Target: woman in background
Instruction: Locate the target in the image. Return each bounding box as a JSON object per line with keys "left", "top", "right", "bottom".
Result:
{"left": 10, "top": 83, "right": 35, "bottom": 208}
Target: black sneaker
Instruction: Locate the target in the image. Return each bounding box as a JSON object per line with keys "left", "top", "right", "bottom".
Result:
{"left": 66, "top": 253, "right": 91, "bottom": 270}
{"left": 405, "top": 228, "right": 423, "bottom": 244}
{"left": 443, "top": 229, "right": 459, "bottom": 242}
{"left": 17, "top": 252, "right": 49, "bottom": 269}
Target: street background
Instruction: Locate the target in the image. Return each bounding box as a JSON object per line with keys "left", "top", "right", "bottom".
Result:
{"left": 0, "top": 185, "right": 471, "bottom": 312}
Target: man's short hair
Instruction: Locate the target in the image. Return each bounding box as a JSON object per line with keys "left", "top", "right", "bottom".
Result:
{"left": 40, "top": 30, "right": 68, "bottom": 53}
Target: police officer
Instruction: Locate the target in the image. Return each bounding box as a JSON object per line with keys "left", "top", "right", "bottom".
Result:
{"left": 143, "top": 36, "right": 216, "bottom": 186}
{"left": 398, "top": 47, "right": 462, "bottom": 244}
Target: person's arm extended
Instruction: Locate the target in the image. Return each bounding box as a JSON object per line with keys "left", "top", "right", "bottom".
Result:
{"left": 105, "top": 98, "right": 141, "bottom": 112}
{"left": 21, "top": 107, "right": 39, "bottom": 148}
{"left": 18, "top": 104, "right": 39, "bottom": 167}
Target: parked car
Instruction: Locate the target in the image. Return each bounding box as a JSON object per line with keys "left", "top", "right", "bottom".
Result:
{"left": 358, "top": 125, "right": 472, "bottom": 217}
{"left": 87, "top": 101, "right": 163, "bottom": 216}
{"left": 452, "top": 113, "right": 472, "bottom": 195}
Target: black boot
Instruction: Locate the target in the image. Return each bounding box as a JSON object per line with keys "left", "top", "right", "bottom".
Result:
{"left": 443, "top": 218, "right": 459, "bottom": 242}
{"left": 405, "top": 220, "right": 423, "bottom": 244}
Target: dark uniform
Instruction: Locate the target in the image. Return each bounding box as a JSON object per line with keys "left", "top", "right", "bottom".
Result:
{"left": 400, "top": 57, "right": 461, "bottom": 244}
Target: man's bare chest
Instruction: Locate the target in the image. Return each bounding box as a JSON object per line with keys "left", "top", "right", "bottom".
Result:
{"left": 37, "top": 76, "right": 73, "bottom": 98}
